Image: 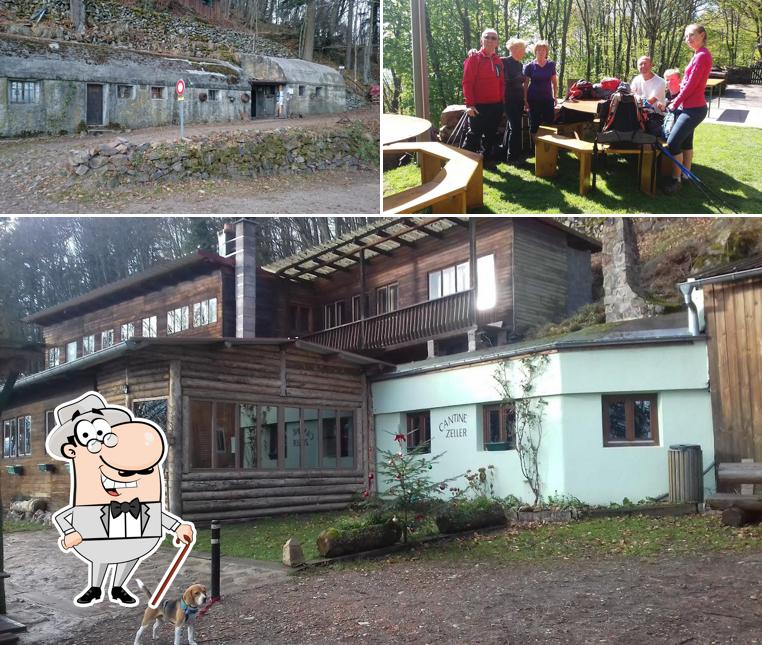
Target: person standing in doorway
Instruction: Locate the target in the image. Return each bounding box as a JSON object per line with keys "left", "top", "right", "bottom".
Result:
{"left": 461, "top": 28, "right": 505, "bottom": 167}
{"left": 523, "top": 40, "right": 558, "bottom": 140}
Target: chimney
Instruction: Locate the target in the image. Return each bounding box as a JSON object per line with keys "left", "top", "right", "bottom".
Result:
{"left": 218, "top": 222, "right": 236, "bottom": 257}
{"left": 234, "top": 219, "right": 257, "bottom": 338}
{"left": 601, "top": 218, "right": 650, "bottom": 322}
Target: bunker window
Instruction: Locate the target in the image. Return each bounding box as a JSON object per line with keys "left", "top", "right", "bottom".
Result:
{"left": 406, "top": 411, "right": 431, "bottom": 454}
{"left": 299, "top": 86, "right": 305, "bottom": 96}
{"left": 9, "top": 80, "right": 39, "bottom": 104}
{"left": 117, "top": 85, "right": 135, "bottom": 99}
{"left": 482, "top": 404, "right": 516, "bottom": 450}
{"left": 315, "top": 86, "right": 323, "bottom": 97}
{"left": 208, "top": 89, "right": 219, "bottom": 101}
{"left": 151, "top": 86, "right": 165, "bottom": 100}
{"left": 602, "top": 394, "right": 659, "bottom": 446}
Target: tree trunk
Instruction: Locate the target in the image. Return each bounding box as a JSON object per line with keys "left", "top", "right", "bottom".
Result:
{"left": 344, "top": 0, "right": 355, "bottom": 69}
{"left": 70, "top": 0, "right": 85, "bottom": 33}
{"left": 302, "top": 0, "right": 317, "bottom": 61}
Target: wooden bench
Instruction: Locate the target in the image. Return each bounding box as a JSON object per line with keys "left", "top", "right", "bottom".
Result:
{"left": 383, "top": 142, "right": 482, "bottom": 214}
{"left": 535, "top": 132, "right": 657, "bottom": 196}
{"left": 535, "top": 133, "right": 597, "bottom": 195}
{"left": 707, "top": 461, "right": 762, "bottom": 526}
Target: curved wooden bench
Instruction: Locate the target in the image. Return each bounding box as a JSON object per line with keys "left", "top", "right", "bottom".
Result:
{"left": 383, "top": 142, "right": 483, "bottom": 214}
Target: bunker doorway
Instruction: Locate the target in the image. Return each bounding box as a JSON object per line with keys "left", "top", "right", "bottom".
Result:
{"left": 251, "top": 83, "right": 277, "bottom": 118}
{"left": 86, "top": 84, "right": 104, "bottom": 126}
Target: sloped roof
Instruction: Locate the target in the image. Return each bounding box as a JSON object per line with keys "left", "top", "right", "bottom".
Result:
{"left": 262, "top": 217, "right": 601, "bottom": 283}
{"left": 687, "top": 254, "right": 762, "bottom": 285}
{"left": 24, "top": 251, "right": 233, "bottom": 326}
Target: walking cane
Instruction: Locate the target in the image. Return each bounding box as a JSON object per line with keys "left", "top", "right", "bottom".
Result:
{"left": 149, "top": 535, "right": 194, "bottom": 608}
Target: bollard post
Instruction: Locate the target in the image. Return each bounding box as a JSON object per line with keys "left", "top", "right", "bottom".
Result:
{"left": 179, "top": 98, "right": 185, "bottom": 141}
{"left": 211, "top": 520, "right": 220, "bottom": 600}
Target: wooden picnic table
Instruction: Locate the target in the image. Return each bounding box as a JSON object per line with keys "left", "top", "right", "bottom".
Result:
{"left": 382, "top": 114, "right": 433, "bottom": 145}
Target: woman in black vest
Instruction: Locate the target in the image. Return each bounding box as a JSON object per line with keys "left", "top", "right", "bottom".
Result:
{"left": 502, "top": 38, "right": 527, "bottom": 164}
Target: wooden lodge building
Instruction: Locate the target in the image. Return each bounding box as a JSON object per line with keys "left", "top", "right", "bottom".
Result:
{"left": 0, "top": 217, "right": 601, "bottom": 523}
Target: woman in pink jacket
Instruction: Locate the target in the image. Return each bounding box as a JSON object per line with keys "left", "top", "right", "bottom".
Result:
{"left": 664, "top": 23, "right": 712, "bottom": 194}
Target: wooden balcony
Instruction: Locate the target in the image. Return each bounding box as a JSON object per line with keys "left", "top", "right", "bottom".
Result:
{"left": 302, "top": 289, "right": 476, "bottom": 353}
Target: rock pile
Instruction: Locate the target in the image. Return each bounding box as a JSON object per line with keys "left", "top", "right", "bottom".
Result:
{"left": 3, "top": 0, "right": 291, "bottom": 59}
{"left": 6, "top": 498, "right": 53, "bottom": 526}
{"left": 66, "top": 124, "right": 379, "bottom": 187}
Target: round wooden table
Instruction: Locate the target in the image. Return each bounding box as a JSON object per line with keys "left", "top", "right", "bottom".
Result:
{"left": 382, "top": 113, "right": 432, "bottom": 145}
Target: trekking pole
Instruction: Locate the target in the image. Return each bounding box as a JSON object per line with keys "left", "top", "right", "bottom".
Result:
{"left": 657, "top": 144, "right": 738, "bottom": 214}
{"left": 447, "top": 111, "right": 468, "bottom": 146}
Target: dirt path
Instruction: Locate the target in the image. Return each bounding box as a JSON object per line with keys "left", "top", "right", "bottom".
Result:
{"left": 0, "top": 108, "right": 379, "bottom": 214}
{"left": 49, "top": 549, "right": 762, "bottom": 644}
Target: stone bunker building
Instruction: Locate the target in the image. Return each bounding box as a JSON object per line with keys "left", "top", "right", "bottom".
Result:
{"left": 0, "top": 34, "right": 347, "bottom": 137}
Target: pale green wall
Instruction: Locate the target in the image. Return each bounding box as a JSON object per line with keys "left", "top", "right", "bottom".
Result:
{"left": 372, "top": 340, "right": 713, "bottom": 505}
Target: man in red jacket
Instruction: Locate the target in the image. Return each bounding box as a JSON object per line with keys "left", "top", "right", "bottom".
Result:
{"left": 462, "top": 28, "right": 504, "bottom": 166}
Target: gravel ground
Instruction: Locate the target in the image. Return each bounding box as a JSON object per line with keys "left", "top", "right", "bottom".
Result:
{"left": 57, "top": 550, "right": 762, "bottom": 645}
{"left": 0, "top": 108, "right": 380, "bottom": 214}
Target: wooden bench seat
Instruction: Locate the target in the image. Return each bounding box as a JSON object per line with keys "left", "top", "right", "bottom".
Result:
{"left": 383, "top": 142, "right": 482, "bottom": 214}
{"left": 706, "top": 460, "right": 762, "bottom": 526}
{"left": 535, "top": 133, "right": 596, "bottom": 195}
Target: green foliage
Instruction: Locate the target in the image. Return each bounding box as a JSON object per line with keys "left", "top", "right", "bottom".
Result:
{"left": 384, "top": 124, "right": 762, "bottom": 214}
{"left": 384, "top": 0, "right": 760, "bottom": 117}
{"left": 2, "top": 519, "right": 48, "bottom": 532}
{"left": 545, "top": 493, "right": 589, "bottom": 511}
{"left": 494, "top": 355, "right": 550, "bottom": 505}
{"left": 378, "top": 435, "right": 445, "bottom": 543}
{"left": 527, "top": 302, "right": 606, "bottom": 340}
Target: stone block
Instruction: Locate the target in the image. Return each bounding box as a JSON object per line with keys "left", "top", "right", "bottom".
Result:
{"left": 69, "top": 149, "right": 90, "bottom": 166}
{"left": 89, "top": 155, "right": 109, "bottom": 169}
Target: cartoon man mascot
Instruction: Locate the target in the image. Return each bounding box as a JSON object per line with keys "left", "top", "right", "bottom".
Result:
{"left": 46, "top": 391, "right": 195, "bottom": 607}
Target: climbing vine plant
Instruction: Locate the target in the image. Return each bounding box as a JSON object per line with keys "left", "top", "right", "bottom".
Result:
{"left": 493, "top": 354, "right": 550, "bottom": 506}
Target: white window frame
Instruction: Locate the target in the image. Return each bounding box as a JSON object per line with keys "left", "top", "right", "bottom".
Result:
{"left": 9, "top": 80, "right": 40, "bottom": 104}
{"left": 142, "top": 315, "right": 157, "bottom": 338}
{"left": 48, "top": 347, "right": 60, "bottom": 367}
{"left": 17, "top": 416, "right": 31, "bottom": 457}
{"left": 101, "top": 329, "right": 114, "bottom": 349}
{"left": 429, "top": 261, "right": 471, "bottom": 300}
{"left": 193, "top": 298, "right": 218, "bottom": 327}
{"left": 121, "top": 322, "right": 135, "bottom": 340}
{"left": 66, "top": 340, "right": 77, "bottom": 363}
{"left": 167, "top": 306, "right": 189, "bottom": 335}
{"left": 82, "top": 334, "right": 95, "bottom": 356}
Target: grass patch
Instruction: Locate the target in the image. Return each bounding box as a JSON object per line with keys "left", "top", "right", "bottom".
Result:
{"left": 383, "top": 123, "right": 762, "bottom": 213}
{"left": 412, "top": 514, "right": 762, "bottom": 563}
{"left": 3, "top": 520, "right": 49, "bottom": 533}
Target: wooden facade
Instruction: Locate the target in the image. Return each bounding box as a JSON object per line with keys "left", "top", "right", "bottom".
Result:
{"left": 2, "top": 340, "right": 379, "bottom": 523}
{"left": 264, "top": 218, "right": 599, "bottom": 357}
{"left": 703, "top": 276, "right": 762, "bottom": 465}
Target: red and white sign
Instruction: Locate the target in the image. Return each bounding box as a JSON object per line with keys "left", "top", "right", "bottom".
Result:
{"left": 175, "top": 79, "right": 185, "bottom": 96}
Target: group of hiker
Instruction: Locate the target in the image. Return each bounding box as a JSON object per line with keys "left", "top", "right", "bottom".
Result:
{"left": 460, "top": 23, "right": 713, "bottom": 194}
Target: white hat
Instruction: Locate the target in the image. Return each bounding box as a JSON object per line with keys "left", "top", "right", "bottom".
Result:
{"left": 45, "top": 391, "right": 132, "bottom": 459}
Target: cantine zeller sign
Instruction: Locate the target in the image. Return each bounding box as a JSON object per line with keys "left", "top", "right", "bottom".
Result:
{"left": 439, "top": 412, "right": 469, "bottom": 439}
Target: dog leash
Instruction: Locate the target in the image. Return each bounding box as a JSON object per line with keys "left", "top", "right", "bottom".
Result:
{"left": 149, "top": 536, "right": 194, "bottom": 608}
{"left": 197, "top": 595, "right": 221, "bottom": 618}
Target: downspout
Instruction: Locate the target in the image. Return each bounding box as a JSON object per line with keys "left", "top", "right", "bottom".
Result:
{"left": 678, "top": 280, "right": 700, "bottom": 337}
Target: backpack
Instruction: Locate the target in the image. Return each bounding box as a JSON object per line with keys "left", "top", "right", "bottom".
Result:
{"left": 596, "top": 86, "right": 654, "bottom": 145}
{"left": 600, "top": 77, "right": 620, "bottom": 92}
{"left": 591, "top": 84, "right": 614, "bottom": 100}
{"left": 566, "top": 79, "right": 593, "bottom": 101}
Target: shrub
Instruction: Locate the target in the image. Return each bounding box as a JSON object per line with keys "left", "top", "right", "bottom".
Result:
{"left": 435, "top": 497, "right": 507, "bottom": 534}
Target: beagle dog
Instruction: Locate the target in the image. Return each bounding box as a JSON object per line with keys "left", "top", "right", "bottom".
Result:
{"left": 133, "top": 579, "right": 207, "bottom": 645}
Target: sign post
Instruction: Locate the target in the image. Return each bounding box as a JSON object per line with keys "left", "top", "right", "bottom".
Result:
{"left": 176, "top": 79, "right": 186, "bottom": 140}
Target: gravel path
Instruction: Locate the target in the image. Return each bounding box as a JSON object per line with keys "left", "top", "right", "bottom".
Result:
{"left": 52, "top": 549, "right": 762, "bottom": 645}
{"left": 0, "top": 108, "right": 379, "bottom": 214}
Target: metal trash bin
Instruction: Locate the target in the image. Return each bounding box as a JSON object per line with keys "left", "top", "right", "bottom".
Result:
{"left": 668, "top": 444, "right": 704, "bottom": 503}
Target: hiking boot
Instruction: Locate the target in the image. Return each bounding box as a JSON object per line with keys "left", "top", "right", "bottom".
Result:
{"left": 663, "top": 178, "right": 682, "bottom": 195}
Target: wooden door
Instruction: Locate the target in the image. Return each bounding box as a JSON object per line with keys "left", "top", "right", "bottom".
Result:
{"left": 86, "top": 84, "right": 103, "bottom": 126}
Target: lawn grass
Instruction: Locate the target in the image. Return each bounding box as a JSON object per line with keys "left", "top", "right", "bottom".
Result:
{"left": 383, "top": 122, "right": 762, "bottom": 214}
{"left": 411, "top": 514, "right": 762, "bottom": 564}
{"left": 3, "top": 519, "right": 49, "bottom": 532}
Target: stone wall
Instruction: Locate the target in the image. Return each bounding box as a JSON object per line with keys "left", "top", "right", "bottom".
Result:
{"left": 65, "top": 124, "right": 378, "bottom": 187}
{"left": 601, "top": 218, "right": 652, "bottom": 322}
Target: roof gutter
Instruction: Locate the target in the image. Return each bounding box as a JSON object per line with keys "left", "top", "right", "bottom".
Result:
{"left": 679, "top": 266, "right": 762, "bottom": 288}
{"left": 373, "top": 333, "right": 701, "bottom": 381}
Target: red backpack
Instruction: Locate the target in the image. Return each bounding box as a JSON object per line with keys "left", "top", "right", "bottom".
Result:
{"left": 566, "top": 79, "right": 594, "bottom": 100}
{"left": 600, "top": 77, "right": 620, "bottom": 92}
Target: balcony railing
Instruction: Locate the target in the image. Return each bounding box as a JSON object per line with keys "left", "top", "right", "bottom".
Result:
{"left": 302, "top": 289, "right": 476, "bottom": 352}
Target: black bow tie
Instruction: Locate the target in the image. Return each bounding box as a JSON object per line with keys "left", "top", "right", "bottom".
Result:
{"left": 110, "top": 498, "right": 141, "bottom": 519}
